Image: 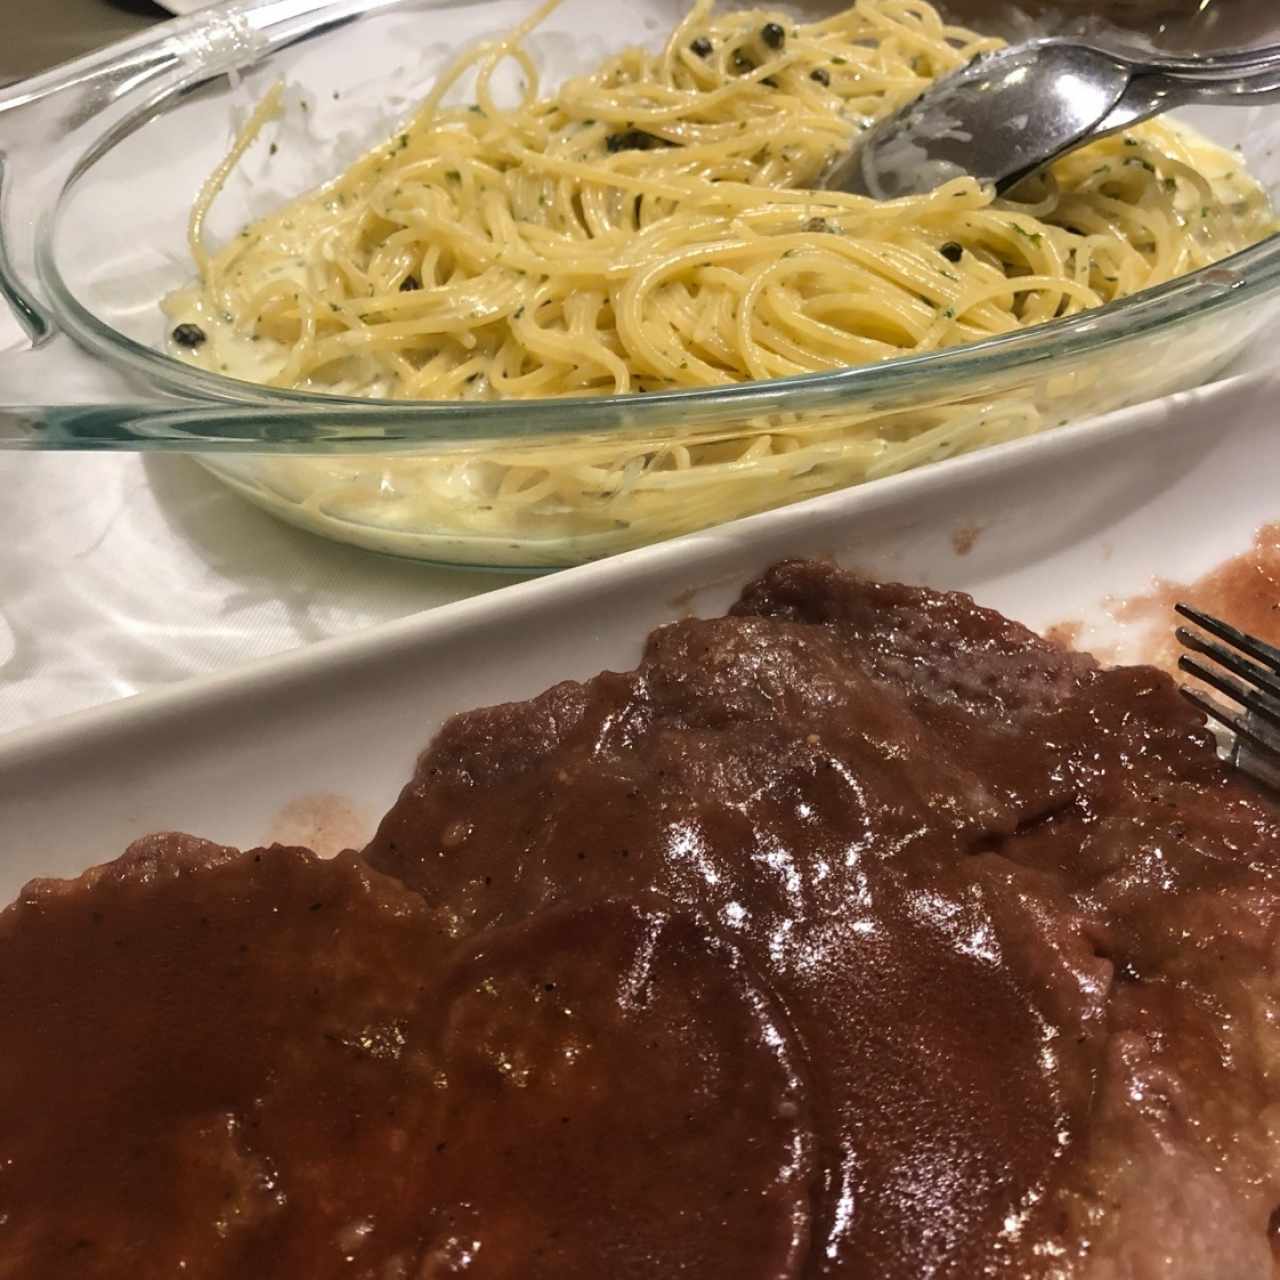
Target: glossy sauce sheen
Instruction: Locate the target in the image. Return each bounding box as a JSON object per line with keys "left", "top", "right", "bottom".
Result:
{"left": 4, "top": 563, "right": 1280, "bottom": 1278}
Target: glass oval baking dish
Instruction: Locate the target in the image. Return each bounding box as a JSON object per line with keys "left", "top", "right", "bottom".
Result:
{"left": 2, "top": 0, "right": 1279, "bottom": 569}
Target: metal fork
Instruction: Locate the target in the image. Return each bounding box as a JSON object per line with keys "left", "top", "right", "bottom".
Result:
{"left": 1175, "top": 605, "right": 1280, "bottom": 792}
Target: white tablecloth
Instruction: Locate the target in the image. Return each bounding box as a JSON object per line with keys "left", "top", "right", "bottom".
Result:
{"left": 0, "top": 452, "right": 521, "bottom": 735}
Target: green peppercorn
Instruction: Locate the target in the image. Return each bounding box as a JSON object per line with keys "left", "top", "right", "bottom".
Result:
{"left": 172, "top": 323, "right": 207, "bottom": 348}
{"left": 761, "top": 22, "right": 785, "bottom": 49}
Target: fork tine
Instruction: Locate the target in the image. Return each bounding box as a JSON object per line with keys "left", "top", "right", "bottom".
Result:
{"left": 1178, "top": 655, "right": 1280, "bottom": 732}
{"left": 1179, "top": 686, "right": 1280, "bottom": 755}
{"left": 1174, "top": 603, "right": 1280, "bottom": 674}
{"left": 1176, "top": 627, "right": 1280, "bottom": 704}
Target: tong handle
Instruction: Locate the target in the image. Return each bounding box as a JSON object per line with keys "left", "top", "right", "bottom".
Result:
{"left": 1134, "top": 66, "right": 1280, "bottom": 114}
{"left": 1096, "top": 40, "right": 1280, "bottom": 80}
{"left": 1092, "top": 60, "right": 1280, "bottom": 139}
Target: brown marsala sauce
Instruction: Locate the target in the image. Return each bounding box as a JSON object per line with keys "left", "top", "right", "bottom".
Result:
{"left": 1111, "top": 520, "right": 1280, "bottom": 675}
{"left": 4, "top": 562, "right": 1280, "bottom": 1279}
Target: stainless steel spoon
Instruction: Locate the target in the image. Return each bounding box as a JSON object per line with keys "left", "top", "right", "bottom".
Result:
{"left": 828, "top": 38, "right": 1280, "bottom": 199}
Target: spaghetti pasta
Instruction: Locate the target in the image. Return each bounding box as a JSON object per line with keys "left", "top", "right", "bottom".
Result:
{"left": 168, "top": 0, "right": 1275, "bottom": 563}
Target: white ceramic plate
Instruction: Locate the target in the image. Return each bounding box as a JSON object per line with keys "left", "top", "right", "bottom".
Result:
{"left": 0, "top": 369, "right": 1276, "bottom": 900}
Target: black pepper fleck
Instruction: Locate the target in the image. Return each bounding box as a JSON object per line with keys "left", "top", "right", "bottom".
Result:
{"left": 690, "top": 35, "right": 712, "bottom": 58}
{"left": 761, "top": 22, "right": 785, "bottom": 49}
{"left": 810, "top": 67, "right": 831, "bottom": 86}
{"left": 940, "top": 242, "right": 964, "bottom": 263}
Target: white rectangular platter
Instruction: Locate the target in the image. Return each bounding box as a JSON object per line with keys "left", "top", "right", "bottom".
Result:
{"left": 1, "top": 368, "right": 1276, "bottom": 900}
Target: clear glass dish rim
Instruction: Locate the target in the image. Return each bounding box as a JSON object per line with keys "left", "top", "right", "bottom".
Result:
{"left": 35, "top": 12, "right": 1280, "bottom": 437}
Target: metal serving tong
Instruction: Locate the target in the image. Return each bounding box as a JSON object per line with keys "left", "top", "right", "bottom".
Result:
{"left": 1176, "top": 604, "right": 1280, "bottom": 794}
{"left": 833, "top": 37, "right": 1280, "bottom": 199}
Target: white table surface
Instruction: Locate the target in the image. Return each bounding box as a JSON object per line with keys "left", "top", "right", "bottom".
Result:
{"left": 0, "top": 452, "right": 523, "bottom": 734}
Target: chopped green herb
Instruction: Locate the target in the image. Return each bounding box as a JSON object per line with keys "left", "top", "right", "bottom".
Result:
{"left": 606, "top": 129, "right": 674, "bottom": 153}
{"left": 268, "top": 142, "right": 278, "bottom": 156}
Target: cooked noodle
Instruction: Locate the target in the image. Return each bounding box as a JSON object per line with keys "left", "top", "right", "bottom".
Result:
{"left": 168, "top": 0, "right": 1275, "bottom": 562}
